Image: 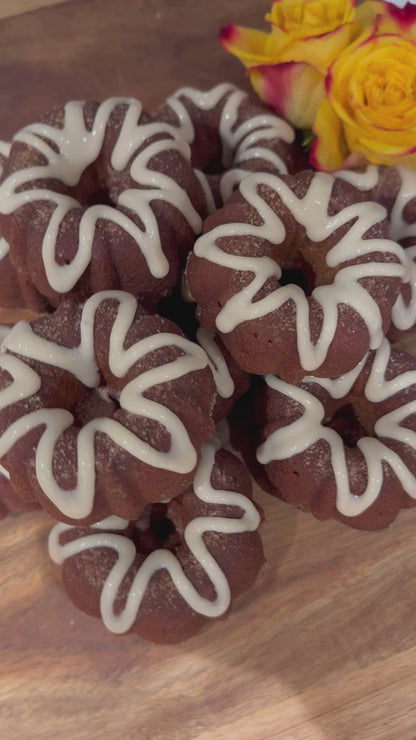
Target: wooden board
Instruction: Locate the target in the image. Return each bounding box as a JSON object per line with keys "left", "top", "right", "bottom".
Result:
{"left": 1, "top": 2, "right": 416, "bottom": 738}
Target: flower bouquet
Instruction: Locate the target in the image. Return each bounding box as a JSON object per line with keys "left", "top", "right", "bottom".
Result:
{"left": 220, "top": 0, "right": 416, "bottom": 170}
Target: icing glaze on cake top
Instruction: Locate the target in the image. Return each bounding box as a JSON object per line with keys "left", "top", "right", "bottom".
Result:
{"left": 48, "top": 440, "right": 261, "bottom": 633}
{"left": 0, "top": 291, "right": 211, "bottom": 520}
{"left": 258, "top": 339, "right": 416, "bottom": 518}
{"left": 164, "top": 82, "right": 295, "bottom": 201}
{"left": 190, "top": 170, "right": 407, "bottom": 373}
{"left": 0, "top": 98, "right": 203, "bottom": 294}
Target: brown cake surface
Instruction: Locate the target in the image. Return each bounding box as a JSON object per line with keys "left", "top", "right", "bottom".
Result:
{"left": 335, "top": 165, "right": 416, "bottom": 339}
{"left": 0, "top": 464, "right": 39, "bottom": 519}
{"left": 0, "top": 98, "right": 209, "bottom": 309}
{"left": 0, "top": 141, "right": 48, "bottom": 313}
{"left": 48, "top": 440, "right": 264, "bottom": 644}
{"left": 158, "top": 285, "right": 250, "bottom": 422}
{"left": 186, "top": 169, "right": 408, "bottom": 382}
{"left": 0, "top": 290, "right": 216, "bottom": 524}
{"left": 156, "top": 82, "right": 306, "bottom": 208}
{"left": 254, "top": 339, "right": 416, "bottom": 530}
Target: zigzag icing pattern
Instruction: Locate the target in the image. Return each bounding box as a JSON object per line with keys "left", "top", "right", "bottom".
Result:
{"left": 192, "top": 171, "right": 408, "bottom": 373}
{"left": 164, "top": 82, "right": 295, "bottom": 204}
{"left": 336, "top": 165, "right": 416, "bottom": 331}
{"left": 0, "top": 99, "right": 202, "bottom": 293}
{"left": 48, "top": 439, "right": 261, "bottom": 633}
{"left": 0, "top": 291, "right": 209, "bottom": 519}
{"left": 196, "top": 328, "right": 234, "bottom": 400}
{"left": 0, "top": 141, "right": 10, "bottom": 159}
{"left": 257, "top": 339, "right": 416, "bottom": 517}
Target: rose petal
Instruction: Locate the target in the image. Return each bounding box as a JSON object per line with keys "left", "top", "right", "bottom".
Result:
{"left": 219, "top": 24, "right": 287, "bottom": 68}
{"left": 220, "top": 4, "right": 364, "bottom": 75}
{"left": 349, "top": 127, "right": 416, "bottom": 158}
{"left": 321, "top": 29, "right": 416, "bottom": 169}
{"left": 267, "top": 0, "right": 356, "bottom": 39}
{"left": 329, "top": 33, "right": 416, "bottom": 138}
{"left": 249, "top": 62, "right": 325, "bottom": 129}
{"left": 310, "top": 98, "right": 350, "bottom": 170}
{"left": 364, "top": 0, "right": 416, "bottom": 37}
{"left": 261, "top": 22, "right": 363, "bottom": 71}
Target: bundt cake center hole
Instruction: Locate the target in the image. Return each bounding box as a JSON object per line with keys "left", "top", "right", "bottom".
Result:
{"left": 73, "top": 162, "right": 117, "bottom": 208}
{"left": 108, "top": 394, "right": 121, "bottom": 410}
{"left": 203, "top": 157, "right": 224, "bottom": 176}
{"left": 83, "top": 186, "right": 116, "bottom": 208}
{"left": 150, "top": 509, "right": 176, "bottom": 544}
{"left": 279, "top": 257, "right": 316, "bottom": 296}
{"left": 133, "top": 503, "right": 180, "bottom": 556}
{"left": 326, "top": 403, "right": 369, "bottom": 447}
{"left": 96, "top": 385, "right": 121, "bottom": 410}
{"left": 74, "top": 387, "right": 121, "bottom": 424}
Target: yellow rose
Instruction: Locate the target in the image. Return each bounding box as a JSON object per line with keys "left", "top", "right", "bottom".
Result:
{"left": 220, "top": 0, "right": 369, "bottom": 128}
{"left": 312, "top": 33, "right": 416, "bottom": 170}
{"left": 220, "top": 0, "right": 362, "bottom": 71}
{"left": 267, "top": 0, "right": 355, "bottom": 43}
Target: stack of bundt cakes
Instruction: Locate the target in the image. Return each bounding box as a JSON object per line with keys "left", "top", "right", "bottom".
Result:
{"left": 1, "top": 83, "right": 416, "bottom": 643}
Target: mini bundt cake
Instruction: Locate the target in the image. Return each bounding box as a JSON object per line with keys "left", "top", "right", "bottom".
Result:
{"left": 0, "top": 98, "right": 209, "bottom": 309}
{"left": 186, "top": 169, "right": 408, "bottom": 382}
{"left": 0, "top": 291, "right": 216, "bottom": 524}
{"left": 48, "top": 439, "right": 264, "bottom": 643}
{"left": 254, "top": 339, "right": 416, "bottom": 530}
{"left": 156, "top": 82, "right": 305, "bottom": 208}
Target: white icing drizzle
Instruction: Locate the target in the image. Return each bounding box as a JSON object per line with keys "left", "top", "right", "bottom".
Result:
{"left": 0, "top": 99, "right": 202, "bottom": 293}
{"left": 335, "top": 165, "right": 380, "bottom": 191}
{"left": 0, "top": 237, "right": 9, "bottom": 261}
{"left": 48, "top": 439, "right": 261, "bottom": 633}
{"left": 194, "top": 168, "right": 217, "bottom": 215}
{"left": 336, "top": 166, "right": 416, "bottom": 331}
{"left": 164, "top": 83, "right": 295, "bottom": 203}
{"left": 336, "top": 165, "right": 416, "bottom": 242}
{"left": 0, "top": 290, "right": 209, "bottom": 519}
{"left": 192, "top": 171, "right": 407, "bottom": 373}
{"left": 0, "top": 462, "right": 9, "bottom": 480}
{"left": 0, "top": 141, "right": 10, "bottom": 160}
{"left": 383, "top": 168, "right": 416, "bottom": 331}
{"left": 391, "top": 245, "right": 416, "bottom": 331}
{"left": 0, "top": 324, "right": 10, "bottom": 344}
{"left": 196, "top": 328, "right": 234, "bottom": 399}
{"left": 257, "top": 339, "right": 416, "bottom": 517}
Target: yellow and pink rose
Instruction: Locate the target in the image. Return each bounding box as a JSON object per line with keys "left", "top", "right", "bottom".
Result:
{"left": 221, "top": 0, "right": 416, "bottom": 170}
{"left": 312, "top": 31, "right": 416, "bottom": 170}
{"left": 220, "top": 0, "right": 371, "bottom": 128}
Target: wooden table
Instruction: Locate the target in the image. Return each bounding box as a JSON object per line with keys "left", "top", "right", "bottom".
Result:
{"left": 1, "top": 2, "right": 416, "bottom": 738}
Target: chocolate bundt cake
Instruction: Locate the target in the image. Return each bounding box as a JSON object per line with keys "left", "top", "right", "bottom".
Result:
{"left": 186, "top": 169, "right": 408, "bottom": 382}
{"left": 0, "top": 291, "right": 216, "bottom": 524}
{"left": 0, "top": 98, "right": 209, "bottom": 309}
{"left": 255, "top": 339, "right": 416, "bottom": 529}
{"left": 48, "top": 439, "right": 264, "bottom": 643}
{"left": 156, "top": 82, "right": 305, "bottom": 207}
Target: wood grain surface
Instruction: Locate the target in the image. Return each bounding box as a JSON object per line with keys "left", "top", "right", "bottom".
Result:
{"left": 1, "top": 2, "right": 416, "bottom": 739}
